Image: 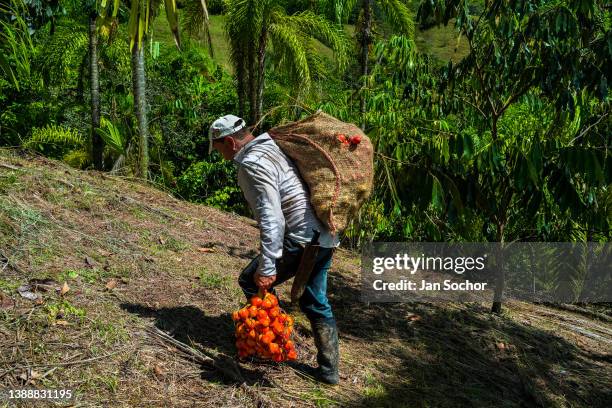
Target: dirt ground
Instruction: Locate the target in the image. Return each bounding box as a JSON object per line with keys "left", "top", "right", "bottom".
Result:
{"left": 1, "top": 150, "right": 610, "bottom": 407}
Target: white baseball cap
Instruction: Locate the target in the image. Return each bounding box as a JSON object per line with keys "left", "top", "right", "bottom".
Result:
{"left": 208, "top": 114, "right": 247, "bottom": 154}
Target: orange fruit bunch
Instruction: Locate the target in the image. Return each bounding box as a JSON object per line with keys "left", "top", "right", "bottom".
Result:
{"left": 232, "top": 291, "right": 297, "bottom": 362}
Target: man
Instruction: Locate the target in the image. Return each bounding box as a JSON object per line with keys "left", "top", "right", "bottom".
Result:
{"left": 209, "top": 114, "right": 340, "bottom": 385}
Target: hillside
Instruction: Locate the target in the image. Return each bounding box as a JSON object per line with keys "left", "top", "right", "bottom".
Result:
{"left": 0, "top": 150, "right": 610, "bottom": 407}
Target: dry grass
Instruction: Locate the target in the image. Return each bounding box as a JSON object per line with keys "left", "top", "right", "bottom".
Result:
{"left": 0, "top": 149, "right": 610, "bottom": 407}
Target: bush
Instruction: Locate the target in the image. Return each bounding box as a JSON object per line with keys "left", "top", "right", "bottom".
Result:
{"left": 176, "top": 158, "right": 249, "bottom": 215}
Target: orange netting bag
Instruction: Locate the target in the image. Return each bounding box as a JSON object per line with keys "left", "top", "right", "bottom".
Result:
{"left": 232, "top": 291, "right": 296, "bottom": 362}
{"left": 268, "top": 111, "right": 374, "bottom": 235}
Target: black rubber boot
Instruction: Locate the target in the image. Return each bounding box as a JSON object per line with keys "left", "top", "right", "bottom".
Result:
{"left": 310, "top": 317, "right": 339, "bottom": 385}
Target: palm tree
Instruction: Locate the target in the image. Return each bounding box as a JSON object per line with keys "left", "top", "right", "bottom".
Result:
{"left": 126, "top": 0, "right": 181, "bottom": 179}
{"left": 223, "top": 0, "right": 350, "bottom": 125}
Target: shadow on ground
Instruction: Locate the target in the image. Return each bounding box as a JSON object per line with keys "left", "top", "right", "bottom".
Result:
{"left": 325, "top": 270, "right": 611, "bottom": 407}
{"left": 120, "top": 303, "right": 272, "bottom": 386}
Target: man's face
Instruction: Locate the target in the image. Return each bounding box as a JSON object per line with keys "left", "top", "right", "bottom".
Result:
{"left": 212, "top": 136, "right": 237, "bottom": 160}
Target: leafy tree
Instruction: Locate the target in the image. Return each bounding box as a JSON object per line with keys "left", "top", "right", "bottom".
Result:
{"left": 365, "top": 0, "right": 610, "bottom": 312}
{"left": 322, "top": 0, "right": 414, "bottom": 129}
{"left": 358, "top": 0, "right": 413, "bottom": 129}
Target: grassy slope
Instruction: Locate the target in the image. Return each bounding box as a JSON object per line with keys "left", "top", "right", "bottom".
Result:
{"left": 1, "top": 151, "right": 611, "bottom": 407}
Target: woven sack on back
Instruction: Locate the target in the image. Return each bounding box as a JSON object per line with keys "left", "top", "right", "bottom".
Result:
{"left": 268, "top": 111, "right": 374, "bottom": 235}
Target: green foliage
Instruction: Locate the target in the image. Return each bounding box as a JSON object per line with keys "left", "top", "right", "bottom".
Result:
{"left": 198, "top": 267, "right": 232, "bottom": 289}
{"left": 25, "top": 124, "right": 83, "bottom": 151}
{"left": 44, "top": 298, "right": 86, "bottom": 323}
{"left": 96, "top": 117, "right": 126, "bottom": 156}
{"left": 63, "top": 149, "right": 91, "bottom": 168}
{"left": 39, "top": 25, "right": 88, "bottom": 86}
{"left": 176, "top": 158, "right": 248, "bottom": 214}
{"left": 0, "top": 0, "right": 34, "bottom": 90}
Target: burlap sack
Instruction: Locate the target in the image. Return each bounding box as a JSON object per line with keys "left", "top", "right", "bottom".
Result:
{"left": 269, "top": 111, "right": 374, "bottom": 235}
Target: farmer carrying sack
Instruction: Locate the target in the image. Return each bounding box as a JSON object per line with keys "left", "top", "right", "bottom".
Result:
{"left": 268, "top": 111, "right": 374, "bottom": 235}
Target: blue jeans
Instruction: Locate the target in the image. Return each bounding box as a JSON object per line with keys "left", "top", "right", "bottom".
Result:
{"left": 238, "top": 238, "right": 335, "bottom": 320}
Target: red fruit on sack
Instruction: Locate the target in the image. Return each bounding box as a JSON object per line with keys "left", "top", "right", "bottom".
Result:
{"left": 250, "top": 296, "right": 263, "bottom": 307}
{"left": 350, "top": 135, "right": 362, "bottom": 145}
{"left": 337, "top": 134, "right": 347, "bottom": 143}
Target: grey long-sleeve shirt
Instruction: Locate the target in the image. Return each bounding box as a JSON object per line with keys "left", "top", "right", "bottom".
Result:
{"left": 234, "top": 132, "right": 339, "bottom": 277}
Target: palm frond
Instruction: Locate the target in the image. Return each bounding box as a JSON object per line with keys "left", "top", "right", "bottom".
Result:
{"left": 317, "top": 0, "right": 359, "bottom": 24}
{"left": 40, "top": 26, "right": 88, "bottom": 86}
{"left": 63, "top": 149, "right": 91, "bottom": 169}
{"left": 268, "top": 21, "right": 311, "bottom": 89}
{"left": 24, "top": 125, "right": 84, "bottom": 149}
{"left": 181, "top": 0, "right": 213, "bottom": 57}
{"left": 304, "top": 39, "right": 327, "bottom": 80}
{"left": 283, "top": 10, "right": 351, "bottom": 71}
{"left": 163, "top": 0, "right": 181, "bottom": 49}
{"left": 377, "top": 0, "right": 415, "bottom": 37}
{"left": 224, "top": 0, "right": 265, "bottom": 75}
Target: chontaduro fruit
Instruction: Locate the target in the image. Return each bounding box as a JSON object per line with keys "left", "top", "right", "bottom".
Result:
{"left": 232, "top": 291, "right": 297, "bottom": 362}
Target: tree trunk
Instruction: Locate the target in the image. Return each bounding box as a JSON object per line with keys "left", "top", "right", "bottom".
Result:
{"left": 131, "top": 45, "right": 149, "bottom": 179}
{"left": 255, "top": 25, "right": 267, "bottom": 128}
{"left": 491, "top": 222, "right": 505, "bottom": 314}
{"left": 236, "top": 57, "right": 246, "bottom": 119}
{"left": 89, "top": 13, "right": 103, "bottom": 170}
{"left": 359, "top": 0, "right": 372, "bottom": 131}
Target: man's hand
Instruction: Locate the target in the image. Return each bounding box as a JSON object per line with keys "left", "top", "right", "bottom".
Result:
{"left": 254, "top": 271, "right": 277, "bottom": 290}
